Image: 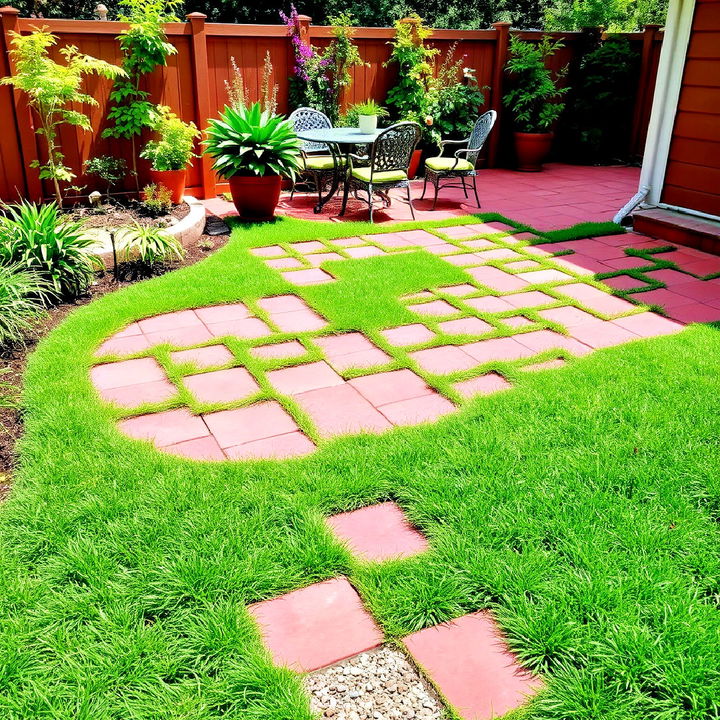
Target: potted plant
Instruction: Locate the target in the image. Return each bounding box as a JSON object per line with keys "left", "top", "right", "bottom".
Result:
{"left": 503, "top": 37, "right": 569, "bottom": 172}
{"left": 353, "top": 100, "right": 389, "bottom": 134}
{"left": 140, "top": 106, "right": 200, "bottom": 203}
{"left": 203, "top": 102, "right": 301, "bottom": 219}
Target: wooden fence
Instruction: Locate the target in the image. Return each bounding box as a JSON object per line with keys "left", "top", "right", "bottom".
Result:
{"left": 0, "top": 7, "right": 664, "bottom": 201}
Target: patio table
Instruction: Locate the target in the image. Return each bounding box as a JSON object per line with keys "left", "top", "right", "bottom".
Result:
{"left": 295, "top": 127, "right": 382, "bottom": 213}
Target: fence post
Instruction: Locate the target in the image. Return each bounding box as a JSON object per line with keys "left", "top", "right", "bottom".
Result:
{"left": 631, "top": 23, "right": 662, "bottom": 158}
{"left": 297, "top": 14, "right": 312, "bottom": 45}
{"left": 488, "top": 21, "right": 511, "bottom": 168}
{"left": 0, "top": 6, "right": 43, "bottom": 201}
{"left": 187, "top": 12, "right": 215, "bottom": 199}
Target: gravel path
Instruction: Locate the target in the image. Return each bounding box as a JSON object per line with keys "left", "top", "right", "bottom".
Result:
{"left": 304, "top": 646, "right": 446, "bottom": 720}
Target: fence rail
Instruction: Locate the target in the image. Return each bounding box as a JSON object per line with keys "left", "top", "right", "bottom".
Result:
{"left": 0, "top": 8, "right": 664, "bottom": 202}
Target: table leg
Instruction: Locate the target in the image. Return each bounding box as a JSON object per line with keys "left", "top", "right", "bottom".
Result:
{"left": 313, "top": 142, "right": 343, "bottom": 214}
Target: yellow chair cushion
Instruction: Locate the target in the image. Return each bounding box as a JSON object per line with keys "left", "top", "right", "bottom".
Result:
{"left": 303, "top": 155, "right": 345, "bottom": 171}
{"left": 425, "top": 156, "right": 474, "bottom": 172}
{"left": 351, "top": 167, "right": 408, "bottom": 184}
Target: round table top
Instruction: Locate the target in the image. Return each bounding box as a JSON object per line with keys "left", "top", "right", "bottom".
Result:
{"left": 296, "top": 127, "right": 381, "bottom": 145}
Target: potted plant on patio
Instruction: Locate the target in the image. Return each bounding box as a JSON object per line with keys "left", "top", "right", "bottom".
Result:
{"left": 203, "top": 102, "right": 301, "bottom": 219}
{"left": 503, "top": 36, "right": 569, "bottom": 171}
{"left": 140, "top": 106, "right": 200, "bottom": 203}
{"left": 353, "top": 100, "right": 389, "bottom": 134}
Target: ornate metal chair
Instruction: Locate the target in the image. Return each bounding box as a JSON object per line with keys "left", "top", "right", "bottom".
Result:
{"left": 421, "top": 110, "right": 497, "bottom": 210}
{"left": 340, "top": 121, "right": 421, "bottom": 223}
{"left": 288, "top": 107, "right": 338, "bottom": 205}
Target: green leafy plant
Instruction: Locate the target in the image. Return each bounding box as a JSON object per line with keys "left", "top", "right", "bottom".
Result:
{"left": 545, "top": 0, "right": 668, "bottom": 31}
{"left": 84, "top": 155, "right": 127, "bottom": 200}
{"left": 203, "top": 102, "right": 301, "bottom": 180}
{"left": 116, "top": 221, "right": 184, "bottom": 266}
{"left": 0, "top": 201, "right": 98, "bottom": 298}
{"left": 352, "top": 100, "right": 389, "bottom": 117}
{"left": 0, "top": 28, "right": 124, "bottom": 205}
{"left": 504, "top": 36, "right": 569, "bottom": 133}
{"left": 103, "top": 0, "right": 181, "bottom": 189}
{"left": 0, "top": 261, "right": 51, "bottom": 348}
{"left": 140, "top": 183, "right": 173, "bottom": 216}
{"left": 140, "top": 106, "right": 200, "bottom": 171}
{"left": 225, "top": 51, "right": 279, "bottom": 114}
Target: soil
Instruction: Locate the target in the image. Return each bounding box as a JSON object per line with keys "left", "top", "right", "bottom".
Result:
{"left": 67, "top": 199, "right": 190, "bottom": 231}
{"left": 0, "top": 228, "right": 229, "bottom": 499}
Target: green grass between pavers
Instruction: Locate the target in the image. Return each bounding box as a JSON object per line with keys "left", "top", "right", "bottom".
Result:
{"left": 1, "top": 214, "right": 719, "bottom": 720}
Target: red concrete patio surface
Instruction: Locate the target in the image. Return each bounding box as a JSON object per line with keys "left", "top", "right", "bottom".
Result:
{"left": 204, "top": 163, "right": 640, "bottom": 230}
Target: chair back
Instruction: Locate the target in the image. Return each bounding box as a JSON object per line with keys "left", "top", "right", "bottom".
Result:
{"left": 288, "top": 107, "right": 332, "bottom": 153}
{"left": 369, "top": 122, "right": 421, "bottom": 179}
{"left": 466, "top": 110, "right": 497, "bottom": 167}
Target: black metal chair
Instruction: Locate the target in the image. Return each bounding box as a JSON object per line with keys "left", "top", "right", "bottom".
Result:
{"left": 421, "top": 110, "right": 497, "bottom": 210}
{"left": 340, "top": 121, "right": 421, "bottom": 223}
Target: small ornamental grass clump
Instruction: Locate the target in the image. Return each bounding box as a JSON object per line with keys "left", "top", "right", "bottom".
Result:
{"left": 0, "top": 261, "right": 51, "bottom": 349}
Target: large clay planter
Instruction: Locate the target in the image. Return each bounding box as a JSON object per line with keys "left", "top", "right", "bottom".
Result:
{"left": 148, "top": 168, "right": 186, "bottom": 204}
{"left": 228, "top": 174, "right": 283, "bottom": 219}
{"left": 408, "top": 149, "right": 422, "bottom": 180}
{"left": 514, "top": 132, "right": 554, "bottom": 172}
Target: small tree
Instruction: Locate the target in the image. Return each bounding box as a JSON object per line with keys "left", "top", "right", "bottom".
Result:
{"left": 1, "top": 28, "right": 125, "bottom": 205}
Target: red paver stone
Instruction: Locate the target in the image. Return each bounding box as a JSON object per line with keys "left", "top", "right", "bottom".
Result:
{"left": 137, "top": 310, "right": 204, "bottom": 334}
{"left": 332, "top": 236, "right": 366, "bottom": 247}
{"left": 566, "top": 239, "right": 626, "bottom": 261}
{"left": 294, "top": 241, "right": 327, "bottom": 253}
{"left": 95, "top": 334, "right": 150, "bottom": 358}
{"left": 379, "top": 392, "right": 455, "bottom": 426}
{"left": 442, "top": 253, "right": 484, "bottom": 267}
{"left": 514, "top": 329, "right": 592, "bottom": 356}
{"left": 683, "top": 257, "right": 720, "bottom": 276}
{"left": 613, "top": 312, "right": 684, "bottom": 338}
{"left": 628, "top": 288, "right": 695, "bottom": 309}
{"left": 115, "top": 322, "right": 142, "bottom": 338}
{"left": 327, "top": 501, "right": 429, "bottom": 561}
{"left": 410, "top": 299, "right": 459, "bottom": 317}
{"left": 437, "top": 284, "right": 477, "bottom": 296}
{"left": 331, "top": 349, "right": 392, "bottom": 372}
{"left": 350, "top": 369, "right": 433, "bottom": 406}
{"left": 552, "top": 255, "right": 610, "bottom": 275}
{"left": 381, "top": 324, "right": 436, "bottom": 347}
{"left": 569, "top": 319, "right": 639, "bottom": 348}
{"left": 162, "top": 435, "right": 226, "bottom": 461}
{"left": 603, "top": 255, "right": 655, "bottom": 270}
{"left": 91, "top": 357, "right": 166, "bottom": 390}
{"left": 315, "top": 332, "right": 376, "bottom": 356}
{"left": 268, "top": 361, "right": 344, "bottom": 395}
{"left": 464, "top": 238, "right": 497, "bottom": 250}
{"left": 345, "top": 246, "right": 385, "bottom": 259}
{"left": 396, "top": 229, "right": 440, "bottom": 245}
{"left": 466, "top": 266, "right": 529, "bottom": 293}
{"left": 257, "top": 295, "right": 309, "bottom": 313}
{"left": 306, "top": 252, "right": 344, "bottom": 266}
{"left": 206, "top": 318, "right": 271, "bottom": 339}
{"left": 517, "top": 268, "right": 573, "bottom": 284}
{"left": 602, "top": 275, "right": 650, "bottom": 291}
{"left": 668, "top": 303, "right": 720, "bottom": 323}
{"left": 410, "top": 346, "right": 478, "bottom": 374}
{"left": 442, "top": 225, "right": 483, "bottom": 239}
{"left": 272, "top": 309, "right": 328, "bottom": 332}
{"left": 184, "top": 367, "right": 260, "bottom": 404}
{"left": 475, "top": 247, "right": 523, "bottom": 261}
{"left": 504, "top": 260, "right": 542, "bottom": 271}
{"left": 462, "top": 336, "right": 537, "bottom": 364}
{"left": 462, "top": 222, "right": 506, "bottom": 236}
{"left": 99, "top": 379, "right": 177, "bottom": 408}
{"left": 453, "top": 372, "right": 512, "bottom": 398}
{"left": 193, "top": 303, "right": 250, "bottom": 324}
{"left": 671, "top": 280, "right": 720, "bottom": 302}
{"left": 438, "top": 317, "right": 493, "bottom": 335}
{"left": 295, "top": 384, "right": 392, "bottom": 437}
{"left": 203, "top": 401, "right": 299, "bottom": 448}
{"left": 403, "top": 611, "right": 542, "bottom": 720}
{"left": 144, "top": 326, "right": 215, "bottom": 348}
{"left": 538, "top": 305, "right": 598, "bottom": 327}
{"left": 266, "top": 257, "right": 305, "bottom": 270}
{"left": 284, "top": 268, "right": 335, "bottom": 285}
{"left": 170, "top": 344, "right": 234, "bottom": 369}
{"left": 555, "top": 283, "right": 635, "bottom": 315}
{"left": 250, "top": 245, "right": 285, "bottom": 257}
{"left": 425, "top": 242, "right": 463, "bottom": 256}
{"left": 250, "top": 340, "right": 307, "bottom": 360}
{"left": 118, "top": 408, "right": 209, "bottom": 447}
{"left": 224, "top": 430, "right": 315, "bottom": 460}
{"left": 503, "top": 315, "right": 535, "bottom": 329}
{"left": 644, "top": 268, "right": 695, "bottom": 286}
{"left": 370, "top": 233, "right": 413, "bottom": 248}
{"left": 464, "top": 296, "right": 515, "bottom": 313}
{"left": 248, "top": 577, "right": 384, "bottom": 672}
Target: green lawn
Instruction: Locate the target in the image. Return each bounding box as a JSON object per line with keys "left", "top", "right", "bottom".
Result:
{"left": 1, "top": 214, "right": 719, "bottom": 719}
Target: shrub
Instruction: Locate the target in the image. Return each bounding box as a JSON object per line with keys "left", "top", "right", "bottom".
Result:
{"left": 140, "top": 106, "right": 200, "bottom": 171}
{"left": 84, "top": 155, "right": 127, "bottom": 200}
{"left": 0, "top": 202, "right": 98, "bottom": 298}
{"left": 140, "top": 183, "right": 174, "bottom": 216}
{"left": 115, "top": 222, "right": 184, "bottom": 277}
{"left": 352, "top": 100, "right": 389, "bottom": 118}
{"left": 0, "top": 261, "right": 51, "bottom": 348}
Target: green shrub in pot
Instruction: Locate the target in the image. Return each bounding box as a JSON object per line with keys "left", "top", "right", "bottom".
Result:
{"left": 352, "top": 99, "right": 389, "bottom": 133}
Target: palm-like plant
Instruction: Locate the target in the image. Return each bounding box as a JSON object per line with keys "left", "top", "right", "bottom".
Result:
{"left": 116, "top": 222, "right": 184, "bottom": 265}
{"left": 203, "top": 102, "right": 301, "bottom": 180}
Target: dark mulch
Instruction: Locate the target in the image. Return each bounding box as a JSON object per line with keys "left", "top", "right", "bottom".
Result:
{"left": 0, "top": 231, "right": 229, "bottom": 494}
{"left": 66, "top": 200, "right": 190, "bottom": 230}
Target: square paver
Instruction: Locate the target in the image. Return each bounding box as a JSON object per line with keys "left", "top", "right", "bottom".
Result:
{"left": 464, "top": 296, "right": 515, "bottom": 313}
{"left": 250, "top": 245, "right": 285, "bottom": 257}
{"left": 513, "top": 329, "right": 592, "bottom": 356}
{"left": 556, "top": 283, "right": 636, "bottom": 316}
{"left": 502, "top": 291, "right": 557, "bottom": 309}
{"left": 671, "top": 279, "right": 720, "bottom": 302}
{"left": 437, "top": 284, "right": 477, "bottom": 297}
{"left": 538, "top": 306, "right": 598, "bottom": 327}
{"left": 410, "top": 346, "right": 478, "bottom": 374}
{"left": 629, "top": 288, "right": 695, "bottom": 309}
{"left": 306, "top": 252, "right": 344, "bottom": 266}
{"left": 326, "top": 502, "right": 429, "bottom": 561}
{"left": 144, "top": 325, "right": 214, "bottom": 348}
{"left": 475, "top": 247, "right": 523, "bottom": 262}
{"left": 517, "top": 268, "right": 573, "bottom": 284}
{"left": 315, "top": 332, "right": 376, "bottom": 356}
{"left": 95, "top": 334, "right": 151, "bottom": 358}
{"left": 248, "top": 577, "right": 383, "bottom": 672}
{"left": 441, "top": 225, "right": 482, "bottom": 240}
{"left": 464, "top": 238, "right": 497, "bottom": 250}
{"left": 504, "top": 260, "right": 543, "bottom": 272}
{"left": 424, "top": 242, "right": 463, "bottom": 256}
{"left": 462, "top": 337, "right": 537, "bottom": 364}
{"left": 345, "top": 246, "right": 385, "bottom": 259}
{"left": 206, "top": 318, "right": 272, "bottom": 339}
{"left": 137, "top": 310, "right": 204, "bottom": 335}
{"left": 602, "top": 275, "right": 650, "bottom": 291}
{"left": 381, "top": 324, "right": 436, "bottom": 347}
{"left": 99, "top": 379, "right": 178, "bottom": 409}
{"left": 438, "top": 317, "right": 493, "bottom": 336}
{"left": 441, "top": 253, "right": 484, "bottom": 267}
{"left": 378, "top": 393, "right": 455, "bottom": 426}
{"left": 612, "top": 312, "right": 684, "bottom": 338}
{"left": 568, "top": 319, "right": 640, "bottom": 349}
{"left": 410, "top": 300, "right": 459, "bottom": 317}
{"left": 184, "top": 367, "right": 260, "bottom": 404}
{"left": 396, "top": 229, "right": 442, "bottom": 245}
{"left": 266, "top": 257, "right": 306, "bottom": 270}
{"left": 118, "top": 408, "right": 209, "bottom": 448}
{"left": 91, "top": 357, "right": 167, "bottom": 390}
{"left": 349, "top": 369, "right": 433, "bottom": 406}
{"left": 257, "top": 295, "right": 310, "bottom": 313}
{"left": 170, "top": 344, "right": 234, "bottom": 369}
{"left": 466, "top": 267, "right": 529, "bottom": 293}
{"left": 332, "top": 236, "right": 366, "bottom": 248}
{"left": 326, "top": 348, "right": 391, "bottom": 372}
{"left": 644, "top": 268, "right": 695, "bottom": 286}
{"left": 502, "top": 315, "right": 536, "bottom": 329}
{"left": 293, "top": 241, "right": 327, "bottom": 253}
{"left": 268, "top": 361, "right": 344, "bottom": 395}
{"left": 114, "top": 323, "right": 142, "bottom": 338}
{"left": 370, "top": 232, "right": 413, "bottom": 248}
{"left": 453, "top": 373, "right": 511, "bottom": 399}
{"left": 224, "top": 430, "right": 316, "bottom": 460}
{"left": 284, "top": 268, "right": 335, "bottom": 285}
{"left": 162, "top": 435, "right": 226, "bottom": 461}
{"left": 193, "top": 303, "right": 250, "bottom": 324}
{"left": 272, "top": 309, "right": 328, "bottom": 333}
{"left": 203, "top": 401, "right": 299, "bottom": 449}
{"left": 250, "top": 340, "right": 308, "bottom": 360}
{"left": 403, "top": 611, "right": 542, "bottom": 720}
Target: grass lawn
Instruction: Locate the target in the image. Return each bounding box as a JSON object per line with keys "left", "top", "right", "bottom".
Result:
{"left": 1, "top": 214, "right": 719, "bottom": 719}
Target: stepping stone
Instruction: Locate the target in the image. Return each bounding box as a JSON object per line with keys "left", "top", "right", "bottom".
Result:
{"left": 436, "top": 284, "right": 477, "bottom": 297}
{"left": 203, "top": 401, "right": 299, "bottom": 449}
{"left": 453, "top": 372, "right": 511, "bottom": 399}
{"left": 671, "top": 279, "right": 720, "bottom": 302}
{"left": 441, "top": 225, "right": 483, "bottom": 239}
{"left": 441, "top": 253, "right": 483, "bottom": 266}
{"left": 628, "top": 288, "right": 695, "bottom": 309}
{"left": 644, "top": 268, "right": 695, "bottom": 286}
{"left": 114, "top": 322, "right": 142, "bottom": 338}
{"left": 464, "top": 238, "right": 496, "bottom": 250}
{"left": 503, "top": 315, "right": 535, "bottom": 329}
{"left": 464, "top": 296, "right": 515, "bottom": 313}
{"left": 504, "top": 259, "right": 542, "bottom": 271}
{"left": 552, "top": 255, "right": 608, "bottom": 275}
{"left": 538, "top": 306, "right": 598, "bottom": 327}
{"left": 410, "top": 346, "right": 478, "bottom": 374}
{"left": 283, "top": 268, "right": 334, "bottom": 285}
{"left": 555, "top": 283, "right": 636, "bottom": 316}
{"left": 306, "top": 252, "right": 344, "bottom": 266}
{"left": 267, "top": 257, "right": 305, "bottom": 270}
{"left": 137, "top": 310, "right": 204, "bottom": 334}
{"left": 91, "top": 357, "right": 166, "bottom": 390}
{"left": 224, "top": 430, "right": 315, "bottom": 460}
{"left": 326, "top": 502, "right": 429, "bottom": 561}
{"left": 315, "top": 332, "right": 376, "bottom": 356}
{"left": 119, "top": 408, "right": 209, "bottom": 448}
{"left": 250, "top": 245, "right": 285, "bottom": 257}
{"left": 381, "top": 324, "right": 435, "bottom": 347}
{"left": 257, "top": 295, "right": 310, "bottom": 313}
{"left": 326, "top": 349, "right": 391, "bottom": 372}
{"left": 668, "top": 303, "right": 720, "bottom": 323}
{"left": 568, "top": 319, "right": 640, "bottom": 349}
{"left": 250, "top": 340, "right": 307, "bottom": 360}
{"left": 345, "top": 246, "right": 385, "bottom": 259}
{"left": 466, "top": 266, "right": 529, "bottom": 293}
{"left": 504, "top": 231, "right": 538, "bottom": 243}
{"left": 425, "top": 242, "right": 462, "bottom": 255}
{"left": 502, "top": 290, "right": 557, "bottom": 309}
{"left": 293, "top": 241, "right": 327, "bottom": 253}
{"left": 295, "top": 384, "right": 392, "bottom": 437}
{"left": 144, "top": 325, "right": 214, "bottom": 348}
{"left": 332, "top": 236, "right": 366, "bottom": 247}
{"left": 349, "top": 369, "right": 434, "bottom": 406}
{"left": 272, "top": 309, "right": 328, "bottom": 333}
{"left": 248, "top": 577, "right": 384, "bottom": 672}
{"left": 378, "top": 393, "right": 455, "bottom": 426}
{"left": 612, "top": 312, "right": 684, "bottom": 338}
{"left": 410, "top": 300, "right": 458, "bottom": 317}
{"left": 464, "top": 336, "right": 539, "bottom": 364}
{"left": 403, "top": 611, "right": 542, "bottom": 720}
{"left": 438, "top": 317, "right": 493, "bottom": 336}
{"left": 513, "top": 329, "right": 592, "bottom": 356}
{"left": 522, "top": 358, "right": 567, "bottom": 371}
{"left": 604, "top": 255, "right": 655, "bottom": 270}
{"left": 602, "top": 275, "right": 650, "bottom": 291}
{"left": 474, "top": 247, "right": 523, "bottom": 261}
{"left": 516, "top": 268, "right": 573, "bottom": 284}
{"left": 162, "top": 435, "right": 226, "bottom": 461}
{"left": 193, "top": 303, "right": 250, "bottom": 324}
{"left": 206, "top": 317, "right": 271, "bottom": 340}
{"left": 184, "top": 367, "right": 260, "bottom": 404}
{"left": 403, "top": 290, "right": 434, "bottom": 300}
{"left": 99, "top": 379, "right": 177, "bottom": 409}
{"left": 370, "top": 233, "right": 414, "bottom": 248}
{"left": 95, "top": 333, "right": 150, "bottom": 357}
{"left": 268, "top": 361, "right": 344, "bottom": 395}
{"left": 170, "top": 344, "right": 234, "bottom": 369}
{"left": 395, "top": 229, "right": 440, "bottom": 245}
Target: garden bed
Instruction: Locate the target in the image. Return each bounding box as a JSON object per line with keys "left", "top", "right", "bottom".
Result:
{"left": 66, "top": 199, "right": 190, "bottom": 230}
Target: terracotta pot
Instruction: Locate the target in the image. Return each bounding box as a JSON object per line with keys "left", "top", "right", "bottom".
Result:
{"left": 148, "top": 168, "right": 186, "bottom": 204}
{"left": 408, "top": 149, "right": 422, "bottom": 180}
{"left": 228, "top": 174, "right": 283, "bottom": 219}
{"left": 513, "top": 132, "right": 554, "bottom": 172}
